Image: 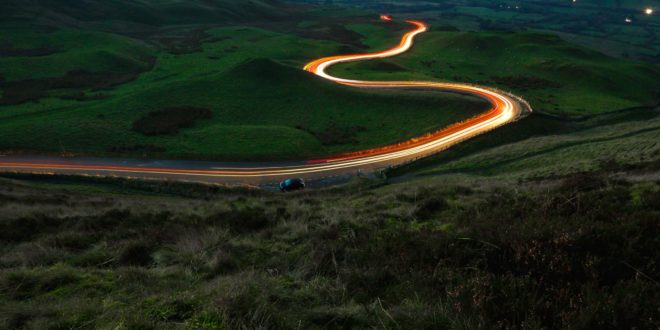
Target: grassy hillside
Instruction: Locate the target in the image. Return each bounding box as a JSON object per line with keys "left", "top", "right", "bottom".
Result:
{"left": 1, "top": 1, "right": 658, "bottom": 329}
{"left": 2, "top": 102, "right": 658, "bottom": 330}
{"left": 0, "top": 29, "right": 155, "bottom": 82}
{"left": 389, "top": 103, "right": 660, "bottom": 181}
{"left": 0, "top": 26, "right": 488, "bottom": 160}
{"left": 0, "top": 4, "right": 492, "bottom": 161}
{"left": 0, "top": 0, "right": 284, "bottom": 27}
{"left": 0, "top": 29, "right": 156, "bottom": 106}
{"left": 4, "top": 1, "right": 655, "bottom": 160}
{"left": 299, "top": 0, "right": 660, "bottom": 63}
{"left": 330, "top": 29, "right": 660, "bottom": 115}
{"left": 0, "top": 150, "right": 657, "bottom": 328}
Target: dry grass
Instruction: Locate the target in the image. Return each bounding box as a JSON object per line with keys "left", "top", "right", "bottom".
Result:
{"left": 0, "top": 167, "right": 658, "bottom": 329}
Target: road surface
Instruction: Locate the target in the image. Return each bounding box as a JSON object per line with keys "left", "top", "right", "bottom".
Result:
{"left": 0, "top": 19, "right": 531, "bottom": 185}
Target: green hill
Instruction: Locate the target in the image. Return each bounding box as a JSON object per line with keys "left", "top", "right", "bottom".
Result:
{"left": 330, "top": 30, "right": 660, "bottom": 116}
{"left": 0, "top": 1, "right": 495, "bottom": 161}
{"left": 0, "top": 0, "right": 284, "bottom": 27}
{"left": 1, "top": 140, "right": 657, "bottom": 328}
{"left": 1, "top": 1, "right": 657, "bottom": 160}
{"left": 0, "top": 25, "right": 488, "bottom": 160}
{"left": 0, "top": 2, "right": 659, "bottom": 329}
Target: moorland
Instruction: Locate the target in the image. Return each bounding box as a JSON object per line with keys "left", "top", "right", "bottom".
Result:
{"left": 0, "top": 0, "right": 658, "bottom": 329}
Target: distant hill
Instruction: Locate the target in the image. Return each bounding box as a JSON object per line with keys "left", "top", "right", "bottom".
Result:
{"left": 0, "top": 0, "right": 286, "bottom": 28}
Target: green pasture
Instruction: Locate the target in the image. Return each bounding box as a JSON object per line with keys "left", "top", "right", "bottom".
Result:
{"left": 0, "top": 25, "right": 487, "bottom": 160}
{"left": 331, "top": 28, "right": 660, "bottom": 115}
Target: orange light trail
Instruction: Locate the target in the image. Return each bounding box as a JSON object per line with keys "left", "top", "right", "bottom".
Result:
{"left": 0, "top": 19, "right": 530, "bottom": 183}
{"left": 303, "top": 20, "right": 528, "bottom": 164}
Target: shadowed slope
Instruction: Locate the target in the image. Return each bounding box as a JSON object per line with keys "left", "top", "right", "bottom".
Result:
{"left": 0, "top": 0, "right": 284, "bottom": 27}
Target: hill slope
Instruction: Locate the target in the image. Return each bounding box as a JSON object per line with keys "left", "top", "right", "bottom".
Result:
{"left": 0, "top": 153, "right": 657, "bottom": 328}
{"left": 0, "top": 28, "right": 488, "bottom": 160}
{"left": 0, "top": 0, "right": 284, "bottom": 27}
{"left": 331, "top": 30, "right": 660, "bottom": 116}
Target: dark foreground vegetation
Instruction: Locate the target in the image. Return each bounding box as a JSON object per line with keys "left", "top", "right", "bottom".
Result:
{"left": 1, "top": 166, "right": 657, "bottom": 329}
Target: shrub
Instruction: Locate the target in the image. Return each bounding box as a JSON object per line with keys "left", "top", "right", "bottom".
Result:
{"left": 208, "top": 207, "right": 274, "bottom": 234}
{"left": 132, "top": 107, "right": 212, "bottom": 136}
{"left": 118, "top": 241, "right": 154, "bottom": 266}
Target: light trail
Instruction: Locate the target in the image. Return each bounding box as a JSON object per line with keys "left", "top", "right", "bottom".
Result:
{"left": 0, "top": 19, "right": 530, "bottom": 184}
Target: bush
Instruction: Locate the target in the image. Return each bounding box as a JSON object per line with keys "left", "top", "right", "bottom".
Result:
{"left": 208, "top": 207, "right": 274, "bottom": 234}
{"left": 0, "top": 171, "right": 657, "bottom": 328}
{"left": 132, "top": 107, "right": 212, "bottom": 136}
{"left": 118, "top": 241, "right": 154, "bottom": 266}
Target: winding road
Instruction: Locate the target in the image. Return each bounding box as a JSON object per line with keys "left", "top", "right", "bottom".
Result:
{"left": 0, "top": 19, "right": 531, "bottom": 185}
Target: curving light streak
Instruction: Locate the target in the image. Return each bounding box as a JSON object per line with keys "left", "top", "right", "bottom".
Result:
{"left": 302, "top": 20, "right": 525, "bottom": 164}
{"left": 0, "top": 20, "right": 529, "bottom": 182}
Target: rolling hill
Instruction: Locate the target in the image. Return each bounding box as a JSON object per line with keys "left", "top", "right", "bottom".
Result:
{"left": 330, "top": 30, "right": 660, "bottom": 115}
{"left": 0, "top": 0, "right": 285, "bottom": 27}
{"left": 0, "top": 1, "right": 658, "bottom": 329}
{"left": 0, "top": 21, "right": 489, "bottom": 161}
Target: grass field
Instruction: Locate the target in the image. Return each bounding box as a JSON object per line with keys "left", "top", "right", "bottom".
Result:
{"left": 389, "top": 106, "right": 660, "bottom": 180}
{"left": 300, "top": 0, "right": 660, "bottom": 63}
{"left": 2, "top": 1, "right": 657, "bottom": 160}
{"left": 0, "top": 19, "right": 487, "bottom": 161}
{"left": 0, "top": 0, "right": 285, "bottom": 28}
{"left": 2, "top": 99, "right": 659, "bottom": 330}
{"left": 1, "top": 2, "right": 659, "bottom": 329}
{"left": 330, "top": 28, "right": 660, "bottom": 115}
{"left": 0, "top": 145, "right": 657, "bottom": 328}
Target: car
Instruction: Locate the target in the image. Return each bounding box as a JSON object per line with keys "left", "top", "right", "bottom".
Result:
{"left": 279, "top": 178, "right": 306, "bottom": 192}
